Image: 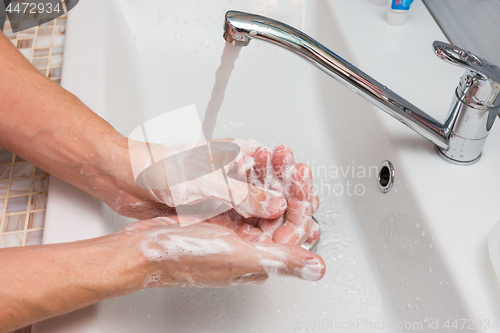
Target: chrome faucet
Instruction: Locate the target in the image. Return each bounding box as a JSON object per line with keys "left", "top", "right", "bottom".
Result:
{"left": 223, "top": 11, "right": 500, "bottom": 165}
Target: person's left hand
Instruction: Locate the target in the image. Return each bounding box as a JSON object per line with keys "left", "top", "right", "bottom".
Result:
{"left": 120, "top": 215, "right": 326, "bottom": 288}
{"left": 109, "top": 138, "right": 288, "bottom": 222}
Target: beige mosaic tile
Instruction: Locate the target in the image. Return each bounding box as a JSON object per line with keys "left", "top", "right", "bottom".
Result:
{"left": 0, "top": 11, "right": 67, "bottom": 253}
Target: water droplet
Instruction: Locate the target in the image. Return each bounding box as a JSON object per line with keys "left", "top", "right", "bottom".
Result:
{"left": 428, "top": 266, "right": 433, "bottom": 273}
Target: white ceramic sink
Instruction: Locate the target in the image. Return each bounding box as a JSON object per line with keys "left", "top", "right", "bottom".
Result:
{"left": 35, "top": 0, "right": 500, "bottom": 332}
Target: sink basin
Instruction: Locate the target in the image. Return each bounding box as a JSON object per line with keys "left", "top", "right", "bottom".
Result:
{"left": 36, "top": 0, "right": 500, "bottom": 332}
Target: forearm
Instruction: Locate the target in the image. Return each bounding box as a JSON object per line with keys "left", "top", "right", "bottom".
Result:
{"left": 0, "top": 33, "right": 144, "bottom": 205}
{"left": 0, "top": 233, "right": 146, "bottom": 333}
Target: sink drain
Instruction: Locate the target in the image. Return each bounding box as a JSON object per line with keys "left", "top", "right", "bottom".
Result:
{"left": 378, "top": 161, "right": 394, "bottom": 193}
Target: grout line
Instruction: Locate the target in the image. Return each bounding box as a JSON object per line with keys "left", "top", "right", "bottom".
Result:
{"left": 0, "top": 153, "right": 16, "bottom": 238}
{"left": 2, "top": 228, "right": 44, "bottom": 236}
{"left": 21, "top": 164, "right": 37, "bottom": 246}
{"left": 0, "top": 174, "right": 49, "bottom": 181}
{"left": 47, "top": 20, "right": 56, "bottom": 77}
{"left": 0, "top": 191, "right": 48, "bottom": 200}
{"left": 5, "top": 209, "right": 47, "bottom": 217}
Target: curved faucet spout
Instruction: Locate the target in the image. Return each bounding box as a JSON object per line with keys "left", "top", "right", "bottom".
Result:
{"left": 223, "top": 10, "right": 450, "bottom": 150}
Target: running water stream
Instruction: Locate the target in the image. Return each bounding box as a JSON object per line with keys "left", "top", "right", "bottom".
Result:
{"left": 202, "top": 43, "right": 241, "bottom": 140}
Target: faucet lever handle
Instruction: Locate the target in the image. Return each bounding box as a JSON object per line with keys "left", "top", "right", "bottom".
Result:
{"left": 433, "top": 41, "right": 500, "bottom": 84}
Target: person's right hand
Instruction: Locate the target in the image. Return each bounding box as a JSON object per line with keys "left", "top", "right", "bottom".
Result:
{"left": 120, "top": 216, "right": 326, "bottom": 288}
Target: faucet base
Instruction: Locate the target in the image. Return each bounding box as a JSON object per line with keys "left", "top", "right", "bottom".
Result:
{"left": 436, "top": 146, "right": 482, "bottom": 165}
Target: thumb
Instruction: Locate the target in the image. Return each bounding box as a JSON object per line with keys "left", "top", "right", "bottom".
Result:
{"left": 251, "top": 243, "right": 326, "bottom": 281}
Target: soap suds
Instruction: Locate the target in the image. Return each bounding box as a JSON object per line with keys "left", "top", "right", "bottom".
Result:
{"left": 143, "top": 270, "right": 162, "bottom": 288}
{"left": 137, "top": 225, "right": 234, "bottom": 262}
{"left": 259, "top": 258, "right": 287, "bottom": 276}
{"left": 294, "top": 258, "right": 325, "bottom": 281}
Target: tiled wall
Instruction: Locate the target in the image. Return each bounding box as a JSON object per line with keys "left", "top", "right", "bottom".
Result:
{"left": 0, "top": 15, "right": 66, "bottom": 251}
{"left": 2, "top": 15, "right": 66, "bottom": 85}
{"left": 0, "top": 152, "right": 49, "bottom": 248}
{"left": 0, "top": 4, "right": 69, "bottom": 332}
{"left": 1, "top": 12, "right": 67, "bottom": 333}
{"left": 0, "top": 16, "right": 66, "bottom": 251}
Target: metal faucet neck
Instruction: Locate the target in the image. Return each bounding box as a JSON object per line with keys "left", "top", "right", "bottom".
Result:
{"left": 224, "top": 11, "right": 500, "bottom": 165}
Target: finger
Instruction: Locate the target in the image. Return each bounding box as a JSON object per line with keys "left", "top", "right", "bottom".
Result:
{"left": 205, "top": 213, "right": 266, "bottom": 242}
{"left": 252, "top": 242, "right": 326, "bottom": 281}
{"left": 253, "top": 146, "right": 272, "bottom": 186}
{"left": 257, "top": 216, "right": 284, "bottom": 243}
{"left": 234, "top": 220, "right": 265, "bottom": 242}
{"left": 272, "top": 144, "right": 295, "bottom": 182}
{"left": 241, "top": 216, "right": 260, "bottom": 227}
{"left": 229, "top": 178, "right": 287, "bottom": 219}
{"left": 239, "top": 155, "right": 255, "bottom": 181}
{"left": 312, "top": 192, "right": 320, "bottom": 214}
{"left": 273, "top": 163, "right": 313, "bottom": 245}
{"left": 304, "top": 218, "right": 320, "bottom": 245}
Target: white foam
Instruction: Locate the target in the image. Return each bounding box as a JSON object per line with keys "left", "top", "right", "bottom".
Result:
{"left": 139, "top": 226, "right": 234, "bottom": 261}
{"left": 294, "top": 258, "right": 325, "bottom": 281}
{"left": 259, "top": 258, "right": 286, "bottom": 275}
{"left": 143, "top": 270, "right": 162, "bottom": 288}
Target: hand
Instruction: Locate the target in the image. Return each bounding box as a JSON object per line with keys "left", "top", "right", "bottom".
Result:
{"left": 109, "top": 138, "right": 288, "bottom": 222}
{"left": 121, "top": 216, "right": 326, "bottom": 288}
{"left": 103, "top": 138, "right": 319, "bottom": 247}
{"left": 244, "top": 144, "right": 320, "bottom": 246}
{"left": 0, "top": 214, "right": 325, "bottom": 332}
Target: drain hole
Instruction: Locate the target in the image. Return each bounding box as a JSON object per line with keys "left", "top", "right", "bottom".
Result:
{"left": 379, "top": 166, "right": 391, "bottom": 187}
{"left": 378, "top": 161, "right": 394, "bottom": 193}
